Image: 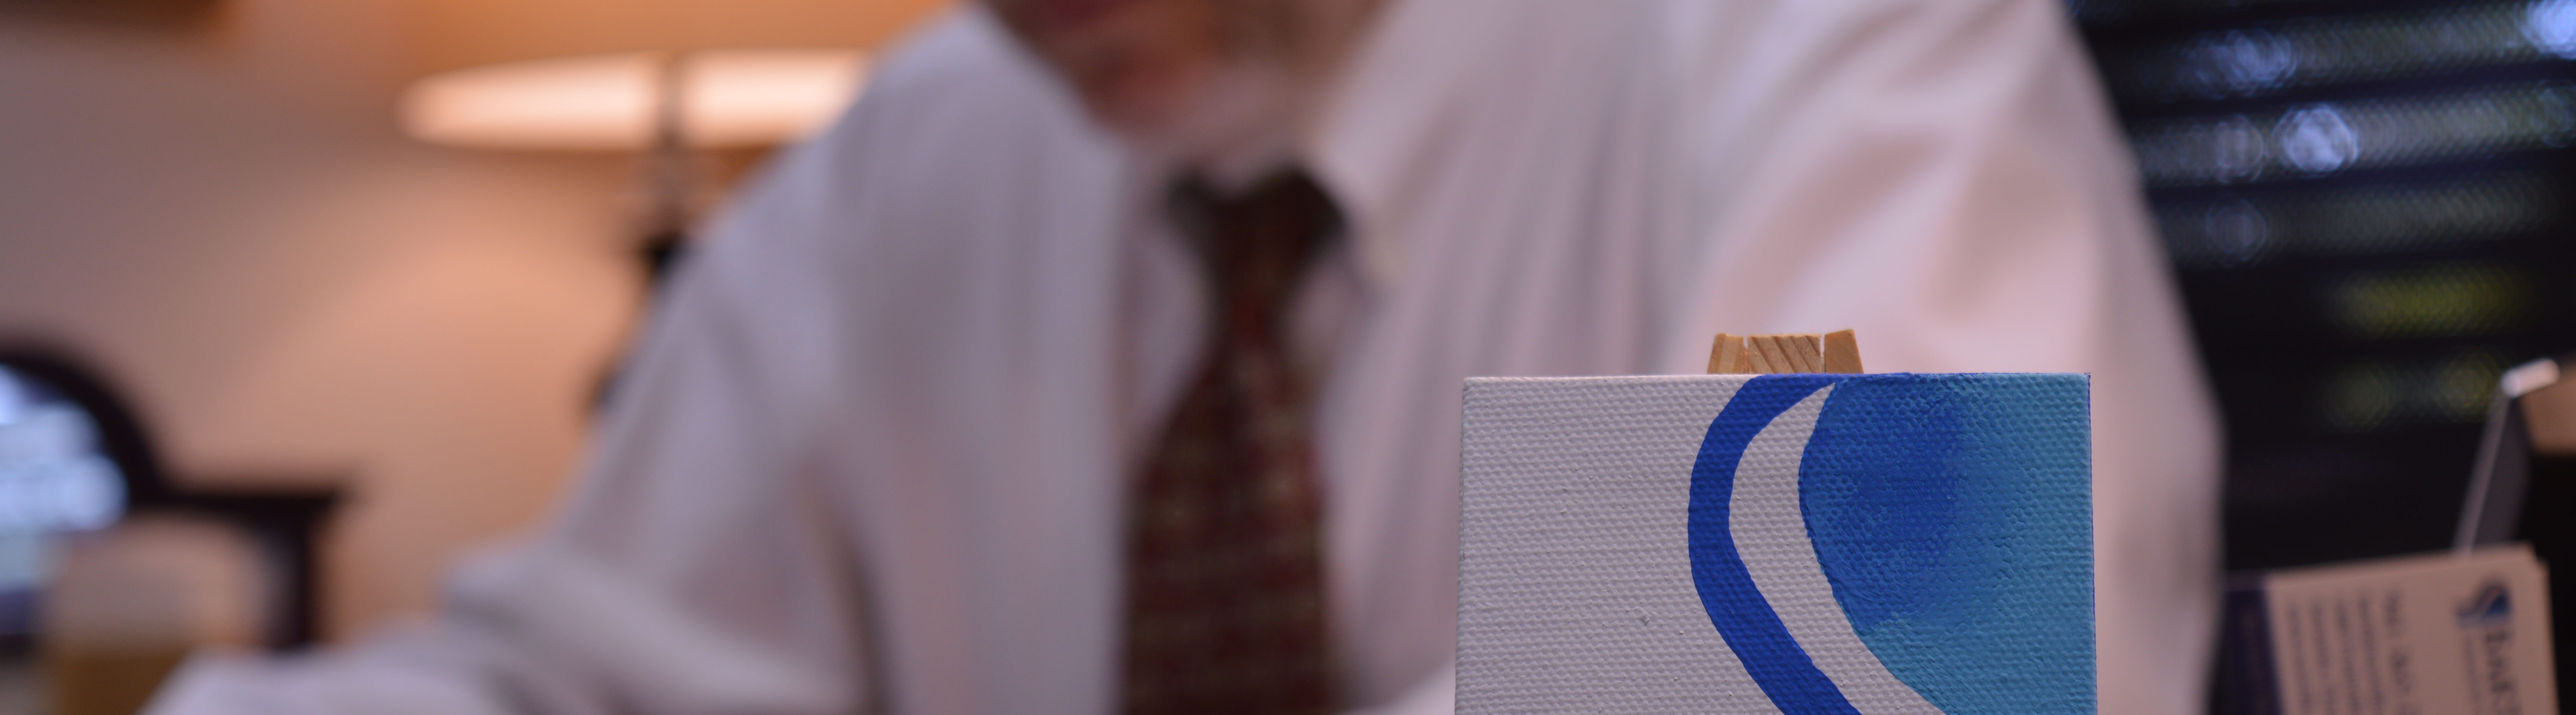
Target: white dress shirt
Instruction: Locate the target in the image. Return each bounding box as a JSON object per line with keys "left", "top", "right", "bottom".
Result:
{"left": 149, "top": 1, "right": 2220, "bottom": 714}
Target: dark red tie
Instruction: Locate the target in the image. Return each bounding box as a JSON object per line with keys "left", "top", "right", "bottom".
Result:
{"left": 1121, "top": 170, "right": 1341, "bottom": 715}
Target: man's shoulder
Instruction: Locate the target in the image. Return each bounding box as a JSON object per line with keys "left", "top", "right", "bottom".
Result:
{"left": 820, "top": 7, "right": 1105, "bottom": 158}
{"left": 683, "top": 7, "right": 1127, "bottom": 299}
{"left": 738, "top": 5, "right": 1123, "bottom": 241}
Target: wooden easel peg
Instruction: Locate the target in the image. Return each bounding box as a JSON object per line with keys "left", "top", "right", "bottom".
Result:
{"left": 1708, "top": 329, "right": 1863, "bottom": 374}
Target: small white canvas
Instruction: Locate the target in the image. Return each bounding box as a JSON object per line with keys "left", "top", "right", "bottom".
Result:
{"left": 1459, "top": 373, "right": 2093, "bottom": 714}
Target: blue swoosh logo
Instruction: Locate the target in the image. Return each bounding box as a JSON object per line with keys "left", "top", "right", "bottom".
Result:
{"left": 1687, "top": 374, "right": 1860, "bottom": 715}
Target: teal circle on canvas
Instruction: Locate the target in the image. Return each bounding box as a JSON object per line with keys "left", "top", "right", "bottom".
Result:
{"left": 1798, "top": 374, "right": 2094, "bottom": 715}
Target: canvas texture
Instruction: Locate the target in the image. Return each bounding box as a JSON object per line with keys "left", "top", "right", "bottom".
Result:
{"left": 1458, "top": 374, "right": 2093, "bottom": 714}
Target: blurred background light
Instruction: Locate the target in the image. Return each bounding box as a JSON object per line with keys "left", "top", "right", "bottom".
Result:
{"left": 2188, "top": 29, "right": 2299, "bottom": 98}
{"left": 0, "top": 365, "right": 125, "bottom": 637}
{"left": 400, "top": 48, "right": 867, "bottom": 151}
{"left": 0, "top": 369, "right": 124, "bottom": 541}
{"left": 2105, "top": 3, "right": 2563, "bottom": 102}
{"left": 2531, "top": 0, "right": 2576, "bottom": 60}
{"left": 2278, "top": 103, "right": 2359, "bottom": 173}
{"left": 2327, "top": 263, "right": 2528, "bottom": 339}
{"left": 395, "top": 0, "right": 934, "bottom": 288}
{"left": 2157, "top": 174, "right": 2561, "bottom": 269}
{"left": 2132, "top": 82, "right": 2576, "bottom": 186}
{"left": 2322, "top": 351, "right": 2510, "bottom": 431}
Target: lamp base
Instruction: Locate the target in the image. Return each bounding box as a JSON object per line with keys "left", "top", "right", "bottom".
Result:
{"left": 640, "top": 229, "right": 689, "bottom": 286}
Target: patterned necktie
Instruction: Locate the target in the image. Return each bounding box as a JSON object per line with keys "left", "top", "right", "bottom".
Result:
{"left": 1122, "top": 169, "right": 1342, "bottom": 715}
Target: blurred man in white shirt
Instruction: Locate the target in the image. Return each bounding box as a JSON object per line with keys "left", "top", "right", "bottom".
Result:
{"left": 151, "top": 0, "right": 2220, "bottom": 714}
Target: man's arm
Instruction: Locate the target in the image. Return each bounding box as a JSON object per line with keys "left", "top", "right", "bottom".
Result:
{"left": 144, "top": 101, "right": 881, "bottom": 715}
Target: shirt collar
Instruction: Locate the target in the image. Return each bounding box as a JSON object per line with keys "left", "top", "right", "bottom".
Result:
{"left": 1120, "top": 0, "right": 1465, "bottom": 295}
{"left": 1295, "top": 0, "right": 1471, "bottom": 295}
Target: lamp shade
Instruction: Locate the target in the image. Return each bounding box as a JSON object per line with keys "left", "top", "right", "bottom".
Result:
{"left": 409, "top": 0, "right": 945, "bottom": 75}
{"left": 399, "top": 48, "right": 868, "bottom": 151}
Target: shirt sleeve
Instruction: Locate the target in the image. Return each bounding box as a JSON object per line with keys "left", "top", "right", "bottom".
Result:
{"left": 1336, "top": 663, "right": 1454, "bottom": 715}
{"left": 143, "top": 104, "right": 879, "bottom": 715}
{"left": 1664, "top": 2, "right": 2222, "bottom": 713}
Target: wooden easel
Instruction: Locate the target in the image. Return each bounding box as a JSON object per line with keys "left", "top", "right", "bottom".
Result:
{"left": 1707, "top": 330, "right": 1863, "bottom": 374}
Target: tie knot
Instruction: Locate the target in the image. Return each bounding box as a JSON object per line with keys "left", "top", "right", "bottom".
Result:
{"left": 1167, "top": 169, "right": 1344, "bottom": 334}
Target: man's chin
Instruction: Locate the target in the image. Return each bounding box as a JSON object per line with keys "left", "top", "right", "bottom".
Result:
{"left": 1089, "top": 61, "right": 1300, "bottom": 171}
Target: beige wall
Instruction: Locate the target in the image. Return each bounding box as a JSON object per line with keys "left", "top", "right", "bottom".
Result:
{"left": 0, "top": 0, "right": 945, "bottom": 639}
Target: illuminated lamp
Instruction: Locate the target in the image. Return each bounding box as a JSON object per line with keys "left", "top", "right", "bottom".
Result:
{"left": 399, "top": 48, "right": 868, "bottom": 279}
